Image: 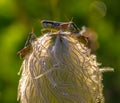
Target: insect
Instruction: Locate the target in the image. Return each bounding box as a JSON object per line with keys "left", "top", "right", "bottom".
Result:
{"left": 76, "top": 26, "right": 98, "bottom": 52}
{"left": 41, "top": 20, "right": 80, "bottom": 34}
{"left": 18, "top": 32, "right": 36, "bottom": 59}
{"left": 41, "top": 20, "right": 97, "bottom": 51}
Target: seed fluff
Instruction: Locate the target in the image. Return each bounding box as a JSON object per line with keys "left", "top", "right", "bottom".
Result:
{"left": 18, "top": 31, "right": 113, "bottom": 103}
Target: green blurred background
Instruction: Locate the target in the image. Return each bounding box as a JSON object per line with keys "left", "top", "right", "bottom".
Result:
{"left": 0, "top": 0, "right": 120, "bottom": 103}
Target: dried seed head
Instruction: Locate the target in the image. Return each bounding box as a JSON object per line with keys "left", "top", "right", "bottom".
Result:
{"left": 18, "top": 31, "right": 113, "bottom": 103}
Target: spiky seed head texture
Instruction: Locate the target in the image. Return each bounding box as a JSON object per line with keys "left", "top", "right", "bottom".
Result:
{"left": 18, "top": 31, "right": 113, "bottom": 103}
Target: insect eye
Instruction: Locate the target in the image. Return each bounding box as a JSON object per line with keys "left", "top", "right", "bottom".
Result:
{"left": 42, "top": 22, "right": 47, "bottom": 27}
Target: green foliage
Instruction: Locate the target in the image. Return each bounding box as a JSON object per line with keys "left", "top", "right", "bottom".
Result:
{"left": 0, "top": 0, "right": 119, "bottom": 103}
